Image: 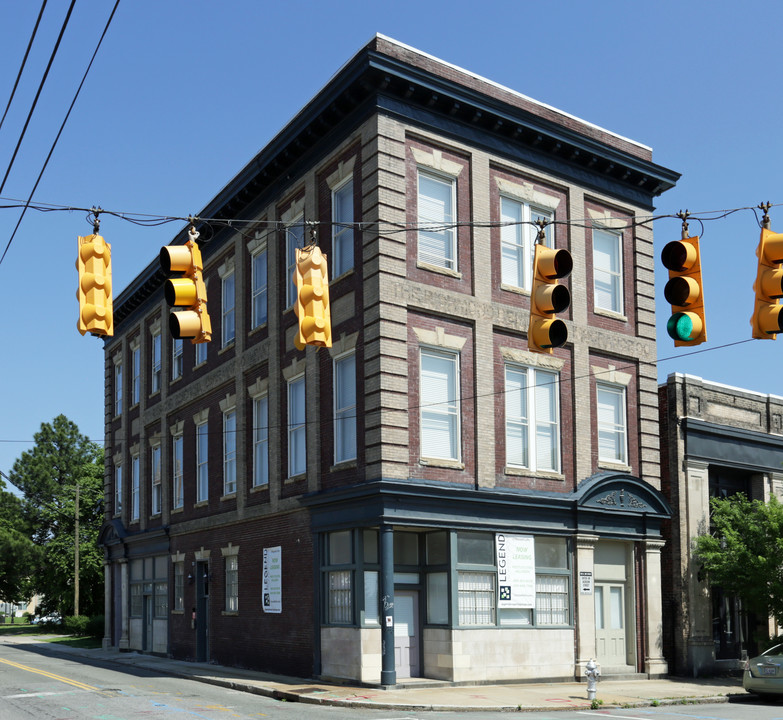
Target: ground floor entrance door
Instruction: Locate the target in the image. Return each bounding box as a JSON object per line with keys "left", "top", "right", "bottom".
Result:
{"left": 595, "top": 583, "right": 626, "bottom": 665}
{"left": 394, "top": 591, "right": 420, "bottom": 678}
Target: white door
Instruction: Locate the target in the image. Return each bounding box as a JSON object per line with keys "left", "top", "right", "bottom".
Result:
{"left": 393, "top": 591, "right": 420, "bottom": 678}
{"left": 595, "top": 583, "right": 626, "bottom": 665}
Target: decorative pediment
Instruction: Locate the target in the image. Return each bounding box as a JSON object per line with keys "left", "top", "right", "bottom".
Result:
{"left": 576, "top": 472, "right": 671, "bottom": 517}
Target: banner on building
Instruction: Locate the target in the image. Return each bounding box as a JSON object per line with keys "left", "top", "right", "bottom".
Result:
{"left": 262, "top": 546, "right": 282, "bottom": 614}
{"left": 496, "top": 534, "right": 535, "bottom": 608}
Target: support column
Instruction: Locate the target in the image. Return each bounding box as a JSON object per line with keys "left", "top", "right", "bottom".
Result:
{"left": 119, "top": 558, "right": 129, "bottom": 650}
{"left": 574, "top": 534, "right": 599, "bottom": 679}
{"left": 379, "top": 523, "right": 395, "bottom": 686}
{"left": 102, "top": 561, "right": 112, "bottom": 650}
{"left": 643, "top": 539, "right": 669, "bottom": 677}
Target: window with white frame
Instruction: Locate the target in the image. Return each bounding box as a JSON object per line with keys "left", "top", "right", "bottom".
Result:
{"left": 222, "top": 270, "right": 235, "bottom": 346}
{"left": 114, "top": 361, "right": 123, "bottom": 416}
{"left": 597, "top": 382, "right": 627, "bottom": 464}
{"left": 420, "top": 349, "right": 460, "bottom": 461}
{"left": 288, "top": 376, "right": 306, "bottom": 477}
{"left": 332, "top": 179, "right": 354, "bottom": 277}
{"left": 150, "top": 444, "right": 162, "bottom": 515}
{"left": 251, "top": 248, "right": 268, "bottom": 328}
{"left": 593, "top": 228, "right": 623, "bottom": 315}
{"left": 286, "top": 221, "right": 305, "bottom": 307}
{"left": 151, "top": 331, "right": 162, "bottom": 393}
{"left": 417, "top": 169, "right": 456, "bottom": 270}
{"left": 172, "top": 339, "right": 183, "bottom": 380}
{"left": 172, "top": 434, "right": 184, "bottom": 509}
{"left": 504, "top": 365, "right": 560, "bottom": 473}
{"left": 533, "top": 536, "right": 570, "bottom": 626}
{"left": 225, "top": 555, "right": 238, "bottom": 612}
{"left": 500, "top": 198, "right": 552, "bottom": 291}
{"left": 253, "top": 394, "right": 269, "bottom": 487}
{"left": 114, "top": 463, "right": 122, "bottom": 514}
{"left": 195, "top": 339, "right": 207, "bottom": 366}
{"left": 196, "top": 421, "right": 209, "bottom": 502}
{"left": 131, "top": 454, "right": 140, "bottom": 521}
{"left": 334, "top": 352, "right": 356, "bottom": 464}
{"left": 223, "top": 409, "right": 236, "bottom": 495}
{"left": 131, "top": 346, "right": 140, "bottom": 404}
{"left": 173, "top": 561, "right": 184, "bottom": 611}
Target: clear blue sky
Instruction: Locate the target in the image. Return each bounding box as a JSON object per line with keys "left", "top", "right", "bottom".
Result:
{"left": 1, "top": 0, "right": 780, "bottom": 487}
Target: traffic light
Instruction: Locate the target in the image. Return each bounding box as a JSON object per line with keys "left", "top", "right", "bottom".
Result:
{"left": 750, "top": 225, "right": 783, "bottom": 339}
{"left": 527, "top": 243, "right": 573, "bottom": 354}
{"left": 76, "top": 233, "right": 113, "bottom": 337}
{"left": 159, "top": 233, "right": 212, "bottom": 344}
{"left": 661, "top": 235, "right": 706, "bottom": 346}
{"left": 293, "top": 246, "right": 331, "bottom": 351}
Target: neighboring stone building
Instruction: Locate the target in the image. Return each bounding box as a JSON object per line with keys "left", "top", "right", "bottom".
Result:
{"left": 100, "top": 35, "right": 679, "bottom": 684}
{"left": 660, "top": 373, "right": 783, "bottom": 677}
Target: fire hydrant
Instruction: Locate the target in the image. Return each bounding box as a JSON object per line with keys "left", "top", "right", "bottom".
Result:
{"left": 585, "top": 658, "right": 600, "bottom": 700}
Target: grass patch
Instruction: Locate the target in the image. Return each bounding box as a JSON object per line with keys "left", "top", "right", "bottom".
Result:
{"left": 44, "top": 635, "right": 102, "bottom": 650}
{"left": 0, "top": 624, "right": 58, "bottom": 636}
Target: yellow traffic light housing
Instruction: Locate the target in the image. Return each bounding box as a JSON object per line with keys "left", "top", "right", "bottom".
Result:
{"left": 159, "top": 229, "right": 212, "bottom": 344}
{"left": 527, "top": 240, "right": 572, "bottom": 354}
{"left": 751, "top": 222, "right": 783, "bottom": 339}
{"left": 661, "top": 232, "right": 707, "bottom": 347}
{"left": 293, "top": 246, "right": 331, "bottom": 351}
{"left": 76, "top": 233, "right": 113, "bottom": 337}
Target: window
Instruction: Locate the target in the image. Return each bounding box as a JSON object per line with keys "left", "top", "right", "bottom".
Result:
{"left": 251, "top": 248, "right": 268, "bottom": 328}
{"left": 597, "top": 383, "right": 627, "bottom": 464}
{"left": 172, "top": 339, "right": 183, "bottom": 380}
{"left": 223, "top": 409, "right": 237, "bottom": 495}
{"left": 130, "top": 455, "right": 140, "bottom": 521}
{"left": 155, "top": 582, "right": 168, "bottom": 617}
{"left": 458, "top": 571, "right": 496, "bottom": 626}
{"left": 420, "top": 349, "right": 460, "bottom": 461}
{"left": 417, "top": 170, "right": 456, "bottom": 270}
{"left": 288, "top": 376, "right": 306, "bottom": 477}
{"left": 253, "top": 395, "right": 269, "bottom": 487}
{"left": 222, "top": 271, "right": 235, "bottom": 346}
{"left": 114, "top": 361, "right": 122, "bottom": 416}
{"left": 131, "top": 347, "right": 140, "bottom": 404}
{"left": 151, "top": 332, "right": 162, "bottom": 393}
{"left": 500, "top": 198, "right": 552, "bottom": 291}
{"left": 326, "top": 530, "right": 353, "bottom": 624}
{"left": 114, "top": 464, "right": 122, "bottom": 514}
{"left": 505, "top": 365, "right": 560, "bottom": 473}
{"left": 593, "top": 228, "right": 623, "bottom": 314}
{"left": 195, "top": 339, "right": 207, "bottom": 366}
{"left": 332, "top": 180, "right": 354, "bottom": 277}
{"left": 533, "top": 536, "right": 570, "bottom": 626}
{"left": 173, "top": 561, "right": 184, "bottom": 612}
{"left": 286, "top": 221, "right": 305, "bottom": 306}
{"left": 334, "top": 353, "right": 356, "bottom": 463}
{"left": 172, "top": 434, "right": 184, "bottom": 509}
{"left": 196, "top": 421, "right": 208, "bottom": 502}
{"left": 225, "top": 555, "right": 238, "bottom": 612}
{"left": 151, "top": 445, "right": 161, "bottom": 515}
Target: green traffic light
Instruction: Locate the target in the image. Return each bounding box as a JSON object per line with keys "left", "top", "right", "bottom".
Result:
{"left": 667, "top": 312, "right": 695, "bottom": 341}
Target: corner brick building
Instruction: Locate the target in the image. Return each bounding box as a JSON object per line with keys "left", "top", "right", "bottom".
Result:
{"left": 100, "top": 35, "right": 679, "bottom": 684}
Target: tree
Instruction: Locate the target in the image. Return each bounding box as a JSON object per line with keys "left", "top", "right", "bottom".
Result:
{"left": 694, "top": 493, "right": 783, "bottom": 630}
{"left": 8, "top": 415, "right": 104, "bottom": 617}
{"left": 0, "top": 479, "right": 38, "bottom": 604}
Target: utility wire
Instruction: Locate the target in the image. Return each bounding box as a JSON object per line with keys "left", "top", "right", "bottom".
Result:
{"left": 0, "top": 0, "right": 121, "bottom": 268}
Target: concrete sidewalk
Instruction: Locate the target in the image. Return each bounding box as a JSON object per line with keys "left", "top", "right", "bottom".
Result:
{"left": 7, "top": 636, "right": 748, "bottom": 712}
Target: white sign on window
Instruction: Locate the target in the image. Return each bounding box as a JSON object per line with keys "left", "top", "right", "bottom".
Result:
{"left": 262, "top": 546, "right": 282, "bottom": 613}
{"left": 496, "top": 534, "right": 535, "bottom": 608}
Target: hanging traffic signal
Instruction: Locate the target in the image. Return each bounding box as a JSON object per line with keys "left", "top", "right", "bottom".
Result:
{"left": 159, "top": 230, "right": 212, "bottom": 344}
{"left": 661, "top": 234, "right": 707, "bottom": 347}
{"left": 76, "top": 233, "right": 113, "bottom": 337}
{"left": 293, "top": 246, "right": 331, "bottom": 350}
{"left": 527, "top": 243, "right": 572, "bottom": 354}
{"left": 751, "top": 224, "right": 783, "bottom": 339}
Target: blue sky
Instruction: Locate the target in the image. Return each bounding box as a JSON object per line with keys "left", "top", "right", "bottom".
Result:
{"left": 1, "top": 0, "right": 781, "bottom": 487}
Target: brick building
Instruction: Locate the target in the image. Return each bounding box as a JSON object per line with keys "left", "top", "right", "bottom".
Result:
{"left": 100, "top": 35, "right": 679, "bottom": 684}
{"left": 660, "top": 373, "right": 783, "bottom": 676}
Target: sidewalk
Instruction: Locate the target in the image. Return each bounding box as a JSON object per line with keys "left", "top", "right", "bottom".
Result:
{"left": 8, "top": 636, "right": 748, "bottom": 712}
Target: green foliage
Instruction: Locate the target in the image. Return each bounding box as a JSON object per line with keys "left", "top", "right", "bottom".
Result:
{"left": 64, "top": 615, "right": 90, "bottom": 635}
{"left": 694, "top": 493, "right": 783, "bottom": 627}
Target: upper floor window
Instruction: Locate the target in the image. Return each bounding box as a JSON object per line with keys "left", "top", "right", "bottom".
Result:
{"left": 150, "top": 444, "right": 162, "bottom": 516}
{"left": 223, "top": 409, "right": 237, "bottom": 495}
{"left": 130, "top": 454, "right": 140, "bottom": 521}
{"left": 195, "top": 339, "right": 207, "bottom": 366}
{"left": 196, "top": 421, "right": 209, "bottom": 502}
{"left": 505, "top": 365, "right": 560, "bottom": 473}
{"left": 334, "top": 352, "right": 357, "bottom": 464}
{"left": 172, "top": 339, "right": 183, "bottom": 381}
{"left": 286, "top": 220, "right": 305, "bottom": 307}
{"left": 593, "top": 228, "right": 623, "bottom": 315}
{"left": 251, "top": 248, "right": 268, "bottom": 328}
{"left": 288, "top": 376, "right": 306, "bottom": 477}
{"left": 332, "top": 179, "right": 354, "bottom": 277}
{"left": 131, "top": 346, "right": 140, "bottom": 404}
{"left": 114, "top": 361, "right": 123, "bottom": 416}
{"left": 253, "top": 394, "right": 269, "bottom": 487}
{"left": 114, "top": 463, "right": 122, "bottom": 514}
{"left": 417, "top": 170, "right": 456, "bottom": 271}
{"left": 222, "top": 271, "right": 235, "bottom": 347}
{"left": 151, "top": 332, "right": 162, "bottom": 393}
{"left": 597, "top": 382, "right": 627, "bottom": 464}
{"left": 500, "top": 198, "right": 552, "bottom": 291}
{"left": 172, "top": 434, "right": 184, "bottom": 509}
{"left": 420, "top": 348, "right": 460, "bottom": 461}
